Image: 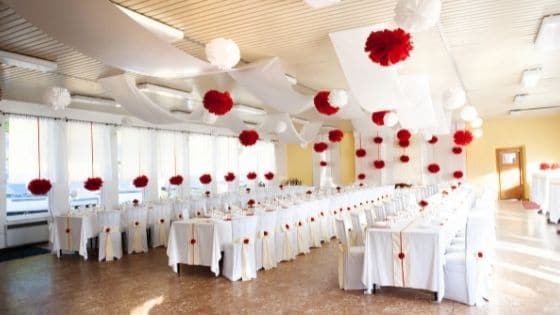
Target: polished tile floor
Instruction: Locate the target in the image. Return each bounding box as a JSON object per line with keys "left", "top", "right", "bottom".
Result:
{"left": 1, "top": 201, "right": 559, "bottom": 314}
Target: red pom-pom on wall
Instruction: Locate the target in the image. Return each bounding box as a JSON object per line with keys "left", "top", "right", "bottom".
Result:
{"left": 239, "top": 129, "right": 259, "bottom": 146}
{"left": 133, "top": 175, "right": 149, "bottom": 188}
{"left": 454, "top": 130, "right": 473, "bottom": 146}
{"left": 453, "top": 171, "right": 464, "bottom": 179}
{"left": 203, "top": 90, "right": 233, "bottom": 116}
{"left": 328, "top": 129, "right": 344, "bottom": 143}
{"left": 355, "top": 148, "right": 366, "bottom": 158}
{"left": 428, "top": 136, "right": 438, "bottom": 144}
{"left": 398, "top": 140, "right": 410, "bottom": 148}
{"left": 84, "top": 177, "right": 103, "bottom": 191}
{"left": 320, "top": 161, "right": 328, "bottom": 167}
{"left": 27, "top": 178, "right": 52, "bottom": 195}
{"left": 313, "top": 142, "right": 328, "bottom": 153}
{"left": 373, "top": 136, "right": 383, "bottom": 144}
{"left": 246, "top": 172, "right": 257, "bottom": 180}
{"left": 224, "top": 172, "right": 236, "bottom": 182}
{"left": 169, "top": 175, "right": 183, "bottom": 186}
{"left": 452, "top": 146, "right": 463, "bottom": 154}
{"left": 374, "top": 160, "right": 386, "bottom": 169}
{"left": 396, "top": 129, "right": 411, "bottom": 141}
{"left": 364, "top": 28, "right": 413, "bottom": 67}
{"left": 357, "top": 173, "right": 366, "bottom": 180}
{"left": 400, "top": 155, "right": 410, "bottom": 163}
{"left": 199, "top": 174, "right": 212, "bottom": 185}
{"left": 371, "top": 111, "right": 388, "bottom": 126}
{"left": 264, "top": 172, "right": 274, "bottom": 180}
{"left": 427, "top": 163, "right": 440, "bottom": 174}
{"left": 314, "top": 91, "right": 339, "bottom": 116}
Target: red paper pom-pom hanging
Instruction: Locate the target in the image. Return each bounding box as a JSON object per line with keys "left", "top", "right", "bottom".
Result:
{"left": 373, "top": 136, "right": 383, "bottom": 144}
{"left": 400, "top": 155, "right": 410, "bottom": 163}
{"left": 199, "top": 174, "right": 212, "bottom": 185}
{"left": 264, "top": 172, "right": 274, "bottom": 180}
{"left": 314, "top": 91, "right": 339, "bottom": 116}
{"left": 396, "top": 129, "right": 411, "bottom": 141}
{"left": 27, "top": 178, "right": 52, "bottom": 195}
{"left": 355, "top": 148, "right": 367, "bottom": 158}
{"left": 427, "top": 163, "right": 440, "bottom": 174}
{"left": 319, "top": 161, "right": 328, "bottom": 167}
{"left": 453, "top": 130, "right": 473, "bottom": 146}
{"left": 247, "top": 172, "right": 257, "bottom": 180}
{"left": 203, "top": 90, "right": 233, "bottom": 116}
{"left": 453, "top": 171, "right": 464, "bottom": 179}
{"left": 419, "top": 200, "right": 429, "bottom": 208}
{"left": 169, "top": 175, "right": 183, "bottom": 186}
{"left": 84, "top": 177, "right": 103, "bottom": 191}
{"left": 239, "top": 129, "right": 259, "bottom": 146}
{"left": 364, "top": 28, "right": 413, "bottom": 67}
{"left": 540, "top": 163, "right": 551, "bottom": 171}
{"left": 133, "top": 175, "right": 149, "bottom": 188}
{"left": 313, "top": 142, "right": 328, "bottom": 153}
{"left": 224, "top": 172, "right": 236, "bottom": 182}
{"left": 428, "top": 136, "right": 438, "bottom": 144}
{"left": 371, "top": 111, "right": 388, "bottom": 126}
{"left": 452, "top": 146, "right": 463, "bottom": 155}
{"left": 374, "top": 160, "right": 386, "bottom": 169}
{"left": 357, "top": 173, "right": 366, "bottom": 180}
{"left": 328, "top": 129, "right": 344, "bottom": 143}
{"left": 398, "top": 140, "right": 410, "bottom": 148}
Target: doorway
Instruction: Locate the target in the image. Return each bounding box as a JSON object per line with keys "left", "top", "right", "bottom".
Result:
{"left": 496, "top": 146, "right": 525, "bottom": 200}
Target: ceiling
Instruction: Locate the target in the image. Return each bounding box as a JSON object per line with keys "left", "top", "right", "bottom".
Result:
{"left": 0, "top": 0, "right": 559, "bottom": 122}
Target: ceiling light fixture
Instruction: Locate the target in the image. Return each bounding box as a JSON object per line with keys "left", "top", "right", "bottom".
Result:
{"left": 521, "top": 68, "right": 542, "bottom": 88}
{"left": 114, "top": 5, "right": 183, "bottom": 43}
{"left": 304, "top": 0, "right": 341, "bottom": 9}
{"left": 285, "top": 74, "right": 297, "bottom": 85}
{"left": 137, "top": 83, "right": 191, "bottom": 99}
{"left": 535, "top": 14, "right": 560, "bottom": 51}
{"left": 235, "top": 104, "right": 266, "bottom": 115}
{"left": 513, "top": 93, "right": 529, "bottom": 105}
{"left": 0, "top": 49, "right": 57, "bottom": 72}
{"left": 71, "top": 95, "right": 120, "bottom": 108}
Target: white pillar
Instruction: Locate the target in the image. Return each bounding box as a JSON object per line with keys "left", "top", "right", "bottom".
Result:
{"left": 0, "top": 114, "right": 6, "bottom": 248}
{"left": 102, "top": 125, "right": 119, "bottom": 210}
{"left": 146, "top": 129, "right": 159, "bottom": 202}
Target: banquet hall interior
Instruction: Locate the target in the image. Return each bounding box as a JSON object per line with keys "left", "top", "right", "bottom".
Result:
{"left": 1, "top": 0, "right": 560, "bottom": 314}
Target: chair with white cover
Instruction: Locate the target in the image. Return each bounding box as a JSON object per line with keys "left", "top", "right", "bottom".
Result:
{"left": 150, "top": 203, "right": 172, "bottom": 248}
{"left": 172, "top": 199, "right": 189, "bottom": 221}
{"left": 364, "top": 207, "right": 376, "bottom": 226}
{"left": 275, "top": 207, "right": 297, "bottom": 262}
{"left": 294, "top": 205, "right": 311, "bottom": 255}
{"left": 335, "top": 218, "right": 365, "bottom": 290}
{"left": 222, "top": 215, "right": 259, "bottom": 281}
{"left": 255, "top": 211, "right": 277, "bottom": 270}
{"left": 97, "top": 210, "right": 122, "bottom": 262}
{"left": 444, "top": 216, "right": 491, "bottom": 305}
{"left": 126, "top": 206, "right": 149, "bottom": 254}
{"left": 349, "top": 212, "right": 364, "bottom": 246}
{"left": 53, "top": 216, "right": 82, "bottom": 257}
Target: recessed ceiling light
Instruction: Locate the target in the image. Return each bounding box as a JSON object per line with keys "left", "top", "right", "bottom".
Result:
{"left": 235, "top": 104, "right": 266, "bottom": 115}
{"left": 137, "top": 83, "right": 191, "bottom": 99}
{"left": 535, "top": 14, "right": 560, "bottom": 51}
{"left": 521, "top": 68, "right": 542, "bottom": 88}
{"left": 0, "top": 49, "right": 57, "bottom": 72}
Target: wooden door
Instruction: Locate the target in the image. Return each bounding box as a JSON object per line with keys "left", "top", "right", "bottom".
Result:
{"left": 496, "top": 147, "right": 525, "bottom": 200}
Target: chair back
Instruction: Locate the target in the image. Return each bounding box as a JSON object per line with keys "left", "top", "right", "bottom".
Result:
{"left": 335, "top": 219, "right": 350, "bottom": 247}
{"left": 126, "top": 207, "right": 148, "bottom": 228}
{"left": 97, "top": 210, "right": 121, "bottom": 230}
{"left": 350, "top": 212, "right": 362, "bottom": 233}
{"left": 257, "top": 210, "right": 277, "bottom": 236}
{"left": 364, "top": 208, "right": 375, "bottom": 226}
{"left": 151, "top": 203, "right": 172, "bottom": 224}
{"left": 231, "top": 215, "right": 258, "bottom": 242}
{"left": 465, "top": 216, "right": 491, "bottom": 257}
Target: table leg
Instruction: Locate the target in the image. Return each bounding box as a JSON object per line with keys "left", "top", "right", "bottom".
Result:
{"left": 177, "top": 263, "right": 180, "bottom": 276}
{"left": 434, "top": 292, "right": 438, "bottom": 301}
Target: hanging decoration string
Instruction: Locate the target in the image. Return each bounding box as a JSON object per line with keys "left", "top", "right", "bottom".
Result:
{"left": 173, "top": 135, "right": 177, "bottom": 175}
{"left": 36, "top": 118, "right": 41, "bottom": 178}
{"left": 90, "top": 122, "right": 94, "bottom": 177}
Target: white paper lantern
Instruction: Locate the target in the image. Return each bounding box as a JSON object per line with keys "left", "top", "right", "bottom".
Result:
{"left": 473, "top": 128, "right": 483, "bottom": 138}
{"left": 383, "top": 112, "right": 399, "bottom": 127}
{"left": 394, "top": 0, "right": 442, "bottom": 33}
{"left": 470, "top": 117, "right": 483, "bottom": 128}
{"left": 442, "top": 87, "right": 466, "bottom": 110}
{"left": 328, "top": 89, "right": 348, "bottom": 108}
{"left": 460, "top": 106, "right": 478, "bottom": 122}
{"left": 44, "top": 86, "right": 71, "bottom": 110}
{"left": 275, "top": 121, "right": 287, "bottom": 133}
{"left": 202, "top": 112, "right": 218, "bottom": 124}
{"left": 205, "top": 38, "right": 240, "bottom": 70}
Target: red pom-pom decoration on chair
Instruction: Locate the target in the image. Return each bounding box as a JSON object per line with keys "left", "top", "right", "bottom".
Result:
{"left": 319, "top": 161, "right": 328, "bottom": 167}
{"left": 314, "top": 91, "right": 339, "bottom": 116}
{"left": 199, "top": 174, "right": 212, "bottom": 185}
{"left": 84, "top": 177, "right": 103, "bottom": 191}
{"left": 364, "top": 28, "right": 413, "bottom": 67}
{"left": 427, "top": 163, "right": 440, "bottom": 174}
{"left": 313, "top": 142, "right": 328, "bottom": 153}
{"left": 133, "top": 175, "right": 149, "bottom": 188}
{"left": 357, "top": 173, "right": 366, "bottom": 180}
{"left": 453, "top": 130, "right": 473, "bottom": 146}
{"left": 371, "top": 111, "right": 388, "bottom": 126}
{"left": 239, "top": 129, "right": 259, "bottom": 146}
{"left": 400, "top": 155, "right": 410, "bottom": 163}
{"left": 355, "top": 148, "right": 367, "bottom": 158}
{"left": 169, "top": 175, "right": 183, "bottom": 186}
{"left": 452, "top": 146, "right": 463, "bottom": 154}
{"left": 328, "top": 129, "right": 344, "bottom": 143}
{"left": 373, "top": 160, "right": 386, "bottom": 169}
{"left": 453, "top": 171, "right": 464, "bottom": 179}
{"left": 246, "top": 172, "right": 257, "bottom": 180}
{"left": 27, "top": 178, "right": 52, "bottom": 195}
{"left": 373, "top": 136, "right": 383, "bottom": 144}
{"left": 396, "top": 129, "right": 411, "bottom": 141}
{"left": 264, "top": 172, "right": 274, "bottom": 180}
{"left": 428, "top": 136, "right": 438, "bottom": 144}
{"left": 224, "top": 172, "right": 236, "bottom": 182}
{"left": 203, "top": 90, "right": 233, "bottom": 116}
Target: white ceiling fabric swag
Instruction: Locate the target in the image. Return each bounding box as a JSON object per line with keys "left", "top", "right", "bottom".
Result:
{"left": 442, "top": 87, "right": 466, "bottom": 110}
{"left": 394, "top": 0, "right": 442, "bottom": 33}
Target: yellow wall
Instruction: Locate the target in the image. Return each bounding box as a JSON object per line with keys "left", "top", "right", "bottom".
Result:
{"left": 339, "top": 132, "right": 356, "bottom": 185}
{"left": 466, "top": 114, "right": 560, "bottom": 199}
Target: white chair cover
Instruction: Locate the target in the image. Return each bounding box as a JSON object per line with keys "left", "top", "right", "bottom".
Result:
{"left": 150, "top": 203, "right": 172, "bottom": 248}
{"left": 255, "top": 211, "right": 278, "bottom": 270}
{"left": 126, "top": 207, "right": 149, "bottom": 254}
{"left": 97, "top": 210, "right": 122, "bottom": 262}
{"left": 53, "top": 216, "right": 82, "bottom": 257}
{"left": 223, "top": 215, "right": 259, "bottom": 281}
{"left": 335, "top": 219, "right": 366, "bottom": 290}
{"left": 275, "top": 207, "right": 297, "bottom": 262}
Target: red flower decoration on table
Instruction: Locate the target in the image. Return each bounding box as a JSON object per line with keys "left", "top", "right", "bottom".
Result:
{"left": 248, "top": 199, "right": 255, "bottom": 207}
{"left": 355, "top": 148, "right": 367, "bottom": 158}
{"left": 160, "top": 219, "right": 165, "bottom": 224}
{"left": 374, "top": 160, "right": 385, "bottom": 169}
{"left": 285, "top": 224, "right": 290, "bottom": 230}
{"left": 398, "top": 140, "right": 410, "bottom": 148}
{"left": 400, "top": 155, "right": 410, "bottom": 163}
{"left": 419, "top": 200, "right": 428, "bottom": 208}
{"left": 328, "top": 129, "right": 344, "bottom": 143}
{"left": 84, "top": 177, "right": 103, "bottom": 191}
{"left": 246, "top": 188, "right": 251, "bottom": 193}
{"left": 224, "top": 172, "right": 236, "bottom": 182}
{"left": 451, "top": 185, "right": 457, "bottom": 190}
{"left": 359, "top": 183, "right": 364, "bottom": 187}
{"left": 169, "top": 175, "right": 183, "bottom": 186}
{"left": 373, "top": 136, "right": 383, "bottom": 144}
{"left": 264, "top": 172, "right": 274, "bottom": 180}
{"left": 199, "top": 174, "right": 212, "bottom": 184}
{"left": 453, "top": 170, "right": 464, "bottom": 179}
{"left": 320, "top": 161, "right": 328, "bottom": 167}
{"left": 246, "top": 172, "right": 257, "bottom": 180}
{"left": 203, "top": 90, "right": 233, "bottom": 116}
{"left": 371, "top": 111, "right": 389, "bottom": 126}
{"left": 540, "top": 163, "right": 551, "bottom": 171}
{"left": 65, "top": 228, "right": 71, "bottom": 234}
{"left": 27, "top": 178, "right": 52, "bottom": 195}
{"left": 336, "top": 186, "right": 341, "bottom": 192}
{"left": 190, "top": 239, "right": 196, "bottom": 245}
{"left": 428, "top": 136, "right": 438, "bottom": 144}
{"left": 398, "top": 252, "right": 406, "bottom": 260}
{"left": 313, "top": 142, "right": 328, "bottom": 153}
{"left": 105, "top": 227, "right": 111, "bottom": 233}
{"left": 427, "top": 163, "right": 440, "bottom": 174}
{"left": 133, "top": 175, "right": 149, "bottom": 188}
{"left": 239, "top": 129, "right": 259, "bottom": 146}
{"left": 134, "top": 221, "right": 139, "bottom": 226}
{"left": 263, "top": 231, "right": 269, "bottom": 236}
{"left": 205, "top": 191, "right": 210, "bottom": 197}
{"left": 314, "top": 91, "right": 339, "bottom": 116}
{"left": 452, "top": 146, "right": 463, "bottom": 155}
{"left": 365, "top": 28, "right": 413, "bottom": 66}
{"left": 453, "top": 130, "right": 473, "bottom": 146}
{"left": 320, "top": 212, "right": 325, "bottom": 216}
{"left": 357, "top": 173, "right": 366, "bottom": 180}
{"left": 279, "top": 184, "right": 284, "bottom": 190}
{"left": 477, "top": 251, "right": 484, "bottom": 258}
{"left": 133, "top": 199, "right": 139, "bottom": 206}
{"left": 396, "top": 129, "right": 411, "bottom": 141}
{"left": 306, "top": 190, "right": 312, "bottom": 195}
{"left": 243, "top": 238, "right": 250, "bottom": 245}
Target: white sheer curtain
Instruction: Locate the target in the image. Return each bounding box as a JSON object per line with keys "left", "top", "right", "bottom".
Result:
{"left": 313, "top": 134, "right": 333, "bottom": 189}
{"left": 238, "top": 140, "right": 277, "bottom": 188}
{"left": 215, "top": 136, "right": 239, "bottom": 193}
{"left": 117, "top": 127, "right": 155, "bottom": 203}
{"left": 188, "top": 133, "right": 215, "bottom": 193}
{"left": 157, "top": 130, "right": 188, "bottom": 199}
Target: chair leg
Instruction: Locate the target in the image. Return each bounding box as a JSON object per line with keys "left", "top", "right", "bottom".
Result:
{"left": 373, "top": 284, "right": 376, "bottom": 294}
{"left": 434, "top": 292, "right": 438, "bottom": 301}
{"left": 177, "top": 263, "right": 180, "bottom": 276}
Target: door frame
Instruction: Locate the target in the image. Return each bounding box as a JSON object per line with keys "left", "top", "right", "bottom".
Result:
{"left": 495, "top": 145, "right": 526, "bottom": 200}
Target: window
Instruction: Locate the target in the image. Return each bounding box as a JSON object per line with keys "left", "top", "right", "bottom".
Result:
{"left": 188, "top": 133, "right": 214, "bottom": 194}
{"left": 157, "top": 131, "right": 187, "bottom": 199}
{"left": 6, "top": 117, "right": 53, "bottom": 217}
{"left": 239, "top": 140, "right": 277, "bottom": 187}
{"left": 117, "top": 127, "right": 153, "bottom": 203}
{"left": 215, "top": 136, "right": 239, "bottom": 193}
